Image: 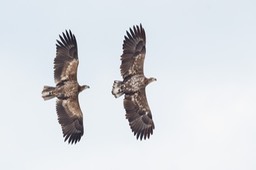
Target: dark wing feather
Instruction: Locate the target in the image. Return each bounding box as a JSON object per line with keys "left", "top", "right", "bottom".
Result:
{"left": 123, "top": 88, "right": 154, "bottom": 140}
{"left": 54, "top": 30, "right": 79, "bottom": 85}
{"left": 121, "top": 24, "right": 146, "bottom": 80}
{"left": 56, "top": 97, "right": 84, "bottom": 144}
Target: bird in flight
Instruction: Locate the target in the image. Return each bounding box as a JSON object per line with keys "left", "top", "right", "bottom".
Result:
{"left": 42, "top": 30, "right": 89, "bottom": 144}
{"left": 112, "top": 24, "right": 156, "bottom": 140}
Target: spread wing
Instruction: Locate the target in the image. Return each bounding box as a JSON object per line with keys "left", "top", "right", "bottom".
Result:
{"left": 121, "top": 24, "right": 146, "bottom": 80}
{"left": 54, "top": 30, "right": 79, "bottom": 85}
{"left": 56, "top": 97, "right": 84, "bottom": 144}
{"left": 123, "top": 88, "right": 154, "bottom": 140}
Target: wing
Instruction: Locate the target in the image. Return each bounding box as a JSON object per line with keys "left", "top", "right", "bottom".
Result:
{"left": 56, "top": 97, "right": 84, "bottom": 144}
{"left": 54, "top": 30, "right": 79, "bottom": 85}
{"left": 121, "top": 24, "right": 146, "bottom": 80}
{"left": 123, "top": 88, "right": 154, "bottom": 140}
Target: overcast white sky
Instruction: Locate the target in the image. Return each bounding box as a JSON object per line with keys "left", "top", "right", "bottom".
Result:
{"left": 1, "top": 0, "right": 256, "bottom": 169}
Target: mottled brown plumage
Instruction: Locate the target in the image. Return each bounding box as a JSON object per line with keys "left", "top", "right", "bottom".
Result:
{"left": 42, "top": 30, "right": 89, "bottom": 144}
{"left": 112, "top": 24, "right": 156, "bottom": 140}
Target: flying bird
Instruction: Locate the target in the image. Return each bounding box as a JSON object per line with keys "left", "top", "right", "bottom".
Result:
{"left": 112, "top": 24, "right": 156, "bottom": 140}
{"left": 42, "top": 30, "right": 89, "bottom": 144}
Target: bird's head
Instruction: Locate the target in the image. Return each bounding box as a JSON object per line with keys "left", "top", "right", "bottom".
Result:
{"left": 79, "top": 85, "right": 90, "bottom": 92}
{"left": 147, "top": 77, "right": 157, "bottom": 85}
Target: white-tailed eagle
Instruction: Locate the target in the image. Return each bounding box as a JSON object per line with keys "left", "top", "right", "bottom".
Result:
{"left": 42, "top": 30, "right": 89, "bottom": 144}
{"left": 112, "top": 24, "right": 156, "bottom": 140}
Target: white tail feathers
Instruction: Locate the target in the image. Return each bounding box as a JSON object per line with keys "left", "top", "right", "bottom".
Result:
{"left": 42, "top": 86, "right": 55, "bottom": 100}
{"left": 112, "top": 80, "right": 124, "bottom": 98}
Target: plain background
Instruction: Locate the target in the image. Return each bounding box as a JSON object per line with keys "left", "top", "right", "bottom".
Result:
{"left": 1, "top": 0, "right": 256, "bottom": 169}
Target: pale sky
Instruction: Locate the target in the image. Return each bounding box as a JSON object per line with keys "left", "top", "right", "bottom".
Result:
{"left": 1, "top": 0, "right": 256, "bottom": 170}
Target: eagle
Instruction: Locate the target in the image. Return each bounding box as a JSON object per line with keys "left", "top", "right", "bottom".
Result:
{"left": 42, "top": 30, "right": 89, "bottom": 144}
{"left": 112, "top": 24, "right": 156, "bottom": 140}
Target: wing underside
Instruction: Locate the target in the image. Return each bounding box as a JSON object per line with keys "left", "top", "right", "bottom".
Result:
{"left": 123, "top": 88, "right": 154, "bottom": 140}
{"left": 54, "top": 30, "right": 79, "bottom": 84}
{"left": 121, "top": 24, "right": 146, "bottom": 80}
{"left": 56, "top": 98, "right": 84, "bottom": 144}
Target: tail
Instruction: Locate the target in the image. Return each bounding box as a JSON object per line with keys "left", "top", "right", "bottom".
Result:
{"left": 112, "top": 80, "right": 124, "bottom": 98}
{"left": 42, "top": 86, "right": 55, "bottom": 100}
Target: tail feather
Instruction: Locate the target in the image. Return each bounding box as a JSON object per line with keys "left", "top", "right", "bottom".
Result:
{"left": 112, "top": 80, "right": 124, "bottom": 98}
{"left": 42, "top": 86, "right": 55, "bottom": 100}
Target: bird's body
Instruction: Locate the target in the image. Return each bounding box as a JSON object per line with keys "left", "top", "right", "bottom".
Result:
{"left": 42, "top": 81, "right": 86, "bottom": 100}
{"left": 113, "top": 75, "right": 155, "bottom": 96}
{"left": 112, "top": 24, "right": 156, "bottom": 140}
{"left": 42, "top": 30, "right": 89, "bottom": 144}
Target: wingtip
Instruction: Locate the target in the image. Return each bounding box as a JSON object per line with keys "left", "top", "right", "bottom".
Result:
{"left": 64, "top": 133, "right": 82, "bottom": 145}
{"left": 134, "top": 127, "right": 154, "bottom": 141}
